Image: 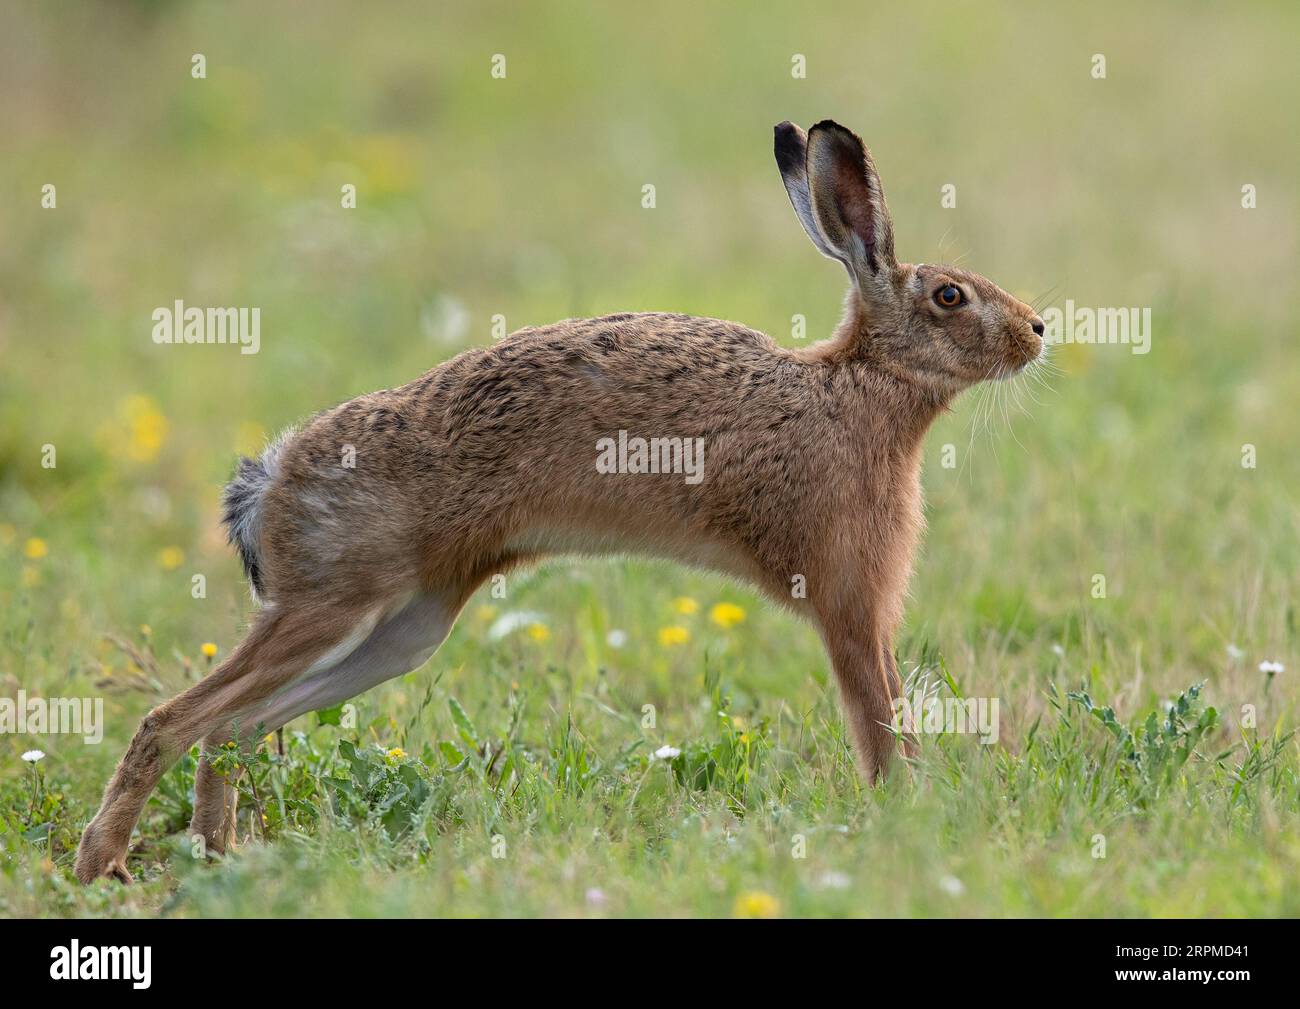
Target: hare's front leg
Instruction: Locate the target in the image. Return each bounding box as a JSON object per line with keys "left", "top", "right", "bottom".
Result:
{"left": 814, "top": 603, "right": 909, "bottom": 783}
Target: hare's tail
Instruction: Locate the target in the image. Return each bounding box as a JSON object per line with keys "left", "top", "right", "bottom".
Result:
{"left": 222, "top": 430, "right": 294, "bottom": 601}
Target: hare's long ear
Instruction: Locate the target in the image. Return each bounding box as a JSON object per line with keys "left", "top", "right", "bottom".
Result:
{"left": 774, "top": 121, "right": 839, "bottom": 260}
{"left": 804, "top": 120, "right": 898, "bottom": 284}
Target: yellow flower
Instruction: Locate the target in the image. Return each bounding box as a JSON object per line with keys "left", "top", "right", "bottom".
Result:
{"left": 358, "top": 133, "right": 419, "bottom": 197}
{"left": 21, "top": 566, "right": 40, "bottom": 587}
{"left": 387, "top": 747, "right": 406, "bottom": 761}
{"left": 24, "top": 537, "right": 48, "bottom": 560}
{"left": 710, "top": 602, "right": 746, "bottom": 628}
{"left": 658, "top": 625, "right": 690, "bottom": 647}
{"left": 733, "top": 890, "right": 780, "bottom": 919}
{"left": 475, "top": 605, "right": 499, "bottom": 623}
{"left": 123, "top": 395, "right": 169, "bottom": 463}
{"left": 159, "top": 546, "right": 185, "bottom": 570}
{"left": 672, "top": 596, "right": 699, "bottom": 615}
{"left": 200, "top": 642, "right": 218, "bottom": 659}
{"left": 140, "top": 624, "right": 152, "bottom": 638}
{"left": 526, "top": 622, "right": 551, "bottom": 642}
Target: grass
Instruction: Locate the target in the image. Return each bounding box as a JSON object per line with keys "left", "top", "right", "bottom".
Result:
{"left": 0, "top": 0, "right": 1297, "bottom": 917}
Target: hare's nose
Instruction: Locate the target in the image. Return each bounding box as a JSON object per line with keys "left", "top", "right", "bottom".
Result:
{"left": 1030, "top": 317, "right": 1045, "bottom": 337}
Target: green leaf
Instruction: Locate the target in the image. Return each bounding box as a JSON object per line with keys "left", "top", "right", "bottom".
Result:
{"left": 448, "top": 696, "right": 481, "bottom": 748}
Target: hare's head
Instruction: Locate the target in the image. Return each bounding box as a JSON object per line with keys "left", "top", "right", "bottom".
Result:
{"left": 775, "top": 120, "right": 1044, "bottom": 394}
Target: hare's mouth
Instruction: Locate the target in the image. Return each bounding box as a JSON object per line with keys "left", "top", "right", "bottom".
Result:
{"left": 993, "top": 335, "right": 1044, "bottom": 378}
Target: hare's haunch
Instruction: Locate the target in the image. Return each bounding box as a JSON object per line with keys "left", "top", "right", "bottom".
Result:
{"left": 76, "top": 120, "right": 1044, "bottom": 884}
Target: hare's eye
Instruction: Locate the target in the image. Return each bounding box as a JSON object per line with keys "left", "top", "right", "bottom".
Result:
{"left": 935, "top": 284, "right": 963, "bottom": 308}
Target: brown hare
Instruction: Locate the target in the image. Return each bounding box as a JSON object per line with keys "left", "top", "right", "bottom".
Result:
{"left": 76, "top": 119, "right": 1044, "bottom": 883}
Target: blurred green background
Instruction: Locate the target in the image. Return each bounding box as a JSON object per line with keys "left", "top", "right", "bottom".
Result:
{"left": 0, "top": 0, "right": 1297, "bottom": 917}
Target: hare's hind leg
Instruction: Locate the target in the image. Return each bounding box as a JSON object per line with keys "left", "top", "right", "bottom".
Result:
{"left": 75, "top": 599, "right": 385, "bottom": 884}
{"left": 188, "top": 590, "right": 463, "bottom": 854}
{"left": 191, "top": 735, "right": 240, "bottom": 855}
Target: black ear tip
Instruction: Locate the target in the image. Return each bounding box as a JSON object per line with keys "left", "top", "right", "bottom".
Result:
{"left": 773, "top": 121, "right": 801, "bottom": 148}
{"left": 809, "top": 118, "right": 849, "bottom": 137}
{"left": 809, "top": 119, "right": 866, "bottom": 154}
{"left": 773, "top": 121, "right": 806, "bottom": 169}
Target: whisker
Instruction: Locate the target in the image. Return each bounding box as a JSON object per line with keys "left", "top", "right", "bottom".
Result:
{"left": 1030, "top": 283, "right": 1063, "bottom": 314}
{"left": 983, "top": 381, "right": 1001, "bottom": 464}
{"left": 1019, "top": 358, "right": 1055, "bottom": 406}
{"left": 1029, "top": 356, "right": 1060, "bottom": 384}
{"left": 936, "top": 226, "right": 955, "bottom": 262}
{"left": 961, "top": 383, "right": 994, "bottom": 483}
{"left": 999, "top": 380, "right": 1027, "bottom": 454}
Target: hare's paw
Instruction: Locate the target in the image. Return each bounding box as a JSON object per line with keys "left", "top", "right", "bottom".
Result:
{"left": 74, "top": 820, "right": 134, "bottom": 885}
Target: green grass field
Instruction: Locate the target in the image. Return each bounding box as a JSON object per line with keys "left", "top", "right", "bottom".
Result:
{"left": 1, "top": 1, "right": 1297, "bottom": 917}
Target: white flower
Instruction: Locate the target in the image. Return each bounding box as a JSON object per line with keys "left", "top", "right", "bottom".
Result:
{"left": 653, "top": 745, "right": 681, "bottom": 760}
{"left": 486, "top": 610, "right": 547, "bottom": 642}
{"left": 21, "top": 749, "right": 45, "bottom": 763}
{"left": 815, "top": 870, "right": 851, "bottom": 890}
{"left": 938, "top": 874, "right": 966, "bottom": 897}
{"left": 419, "top": 294, "right": 470, "bottom": 346}
{"left": 1051, "top": 643, "right": 1065, "bottom": 658}
{"left": 1259, "top": 660, "right": 1285, "bottom": 675}
{"left": 606, "top": 629, "right": 628, "bottom": 648}
{"left": 1226, "top": 644, "right": 1244, "bottom": 660}
{"left": 584, "top": 887, "right": 607, "bottom": 906}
